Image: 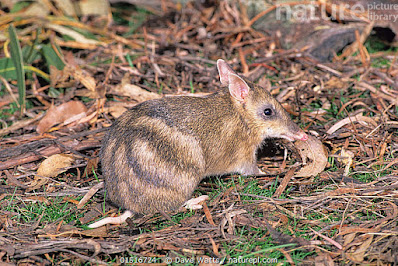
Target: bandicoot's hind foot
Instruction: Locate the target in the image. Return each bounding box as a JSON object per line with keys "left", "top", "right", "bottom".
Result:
{"left": 88, "top": 210, "right": 133, "bottom": 228}
{"left": 88, "top": 196, "right": 209, "bottom": 228}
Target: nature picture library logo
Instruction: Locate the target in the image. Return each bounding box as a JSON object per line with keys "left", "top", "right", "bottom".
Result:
{"left": 274, "top": 1, "right": 398, "bottom": 22}
{"left": 367, "top": 2, "right": 398, "bottom": 22}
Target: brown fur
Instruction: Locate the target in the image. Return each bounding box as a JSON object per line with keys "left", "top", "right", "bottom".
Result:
{"left": 101, "top": 61, "right": 306, "bottom": 215}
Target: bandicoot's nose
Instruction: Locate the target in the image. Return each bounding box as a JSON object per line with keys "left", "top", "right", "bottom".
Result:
{"left": 295, "top": 130, "right": 308, "bottom": 141}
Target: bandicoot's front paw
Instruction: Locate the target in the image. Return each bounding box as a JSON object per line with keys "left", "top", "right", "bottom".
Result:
{"left": 242, "top": 167, "right": 265, "bottom": 175}
{"left": 183, "top": 195, "right": 209, "bottom": 210}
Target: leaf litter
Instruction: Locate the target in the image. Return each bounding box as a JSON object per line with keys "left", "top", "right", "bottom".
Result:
{"left": 0, "top": 0, "right": 397, "bottom": 264}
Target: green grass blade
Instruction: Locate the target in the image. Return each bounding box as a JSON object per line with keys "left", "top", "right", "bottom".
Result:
{"left": 0, "top": 58, "right": 50, "bottom": 81}
{"left": 0, "top": 58, "right": 16, "bottom": 79}
{"left": 8, "top": 24, "right": 25, "bottom": 113}
{"left": 24, "top": 28, "right": 41, "bottom": 64}
{"left": 42, "top": 44, "right": 65, "bottom": 70}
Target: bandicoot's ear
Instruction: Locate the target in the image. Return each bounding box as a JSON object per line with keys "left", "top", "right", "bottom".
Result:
{"left": 228, "top": 73, "right": 250, "bottom": 103}
{"left": 217, "top": 59, "right": 236, "bottom": 85}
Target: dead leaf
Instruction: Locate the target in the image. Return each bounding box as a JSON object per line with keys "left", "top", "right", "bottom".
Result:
{"left": 77, "top": 182, "right": 104, "bottom": 209}
{"left": 346, "top": 235, "right": 373, "bottom": 263}
{"left": 339, "top": 227, "right": 378, "bottom": 236}
{"left": 37, "top": 154, "right": 75, "bottom": 178}
{"left": 49, "top": 65, "right": 75, "bottom": 88}
{"left": 275, "top": 213, "right": 289, "bottom": 226}
{"left": 108, "top": 105, "right": 128, "bottom": 118}
{"left": 79, "top": 0, "right": 110, "bottom": 16}
{"left": 24, "top": 196, "right": 51, "bottom": 205}
{"left": 111, "top": 73, "right": 161, "bottom": 102}
{"left": 324, "top": 76, "right": 348, "bottom": 90}
{"left": 202, "top": 201, "right": 216, "bottom": 226}
{"left": 258, "top": 202, "right": 276, "bottom": 212}
{"left": 83, "top": 157, "right": 100, "bottom": 178}
{"left": 343, "top": 232, "right": 357, "bottom": 247}
{"left": 326, "top": 113, "right": 378, "bottom": 135}
{"left": 27, "top": 176, "right": 50, "bottom": 191}
{"left": 71, "top": 65, "right": 96, "bottom": 91}
{"left": 63, "top": 197, "right": 80, "bottom": 205}
{"left": 294, "top": 135, "right": 328, "bottom": 177}
{"left": 315, "top": 252, "right": 335, "bottom": 266}
{"left": 338, "top": 148, "right": 354, "bottom": 176}
{"left": 50, "top": 64, "right": 97, "bottom": 92}
{"left": 273, "top": 167, "right": 296, "bottom": 198}
{"left": 63, "top": 112, "right": 87, "bottom": 125}
{"left": 36, "top": 101, "right": 87, "bottom": 134}
{"left": 208, "top": 236, "right": 220, "bottom": 257}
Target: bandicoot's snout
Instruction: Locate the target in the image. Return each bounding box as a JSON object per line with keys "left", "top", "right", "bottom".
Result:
{"left": 281, "top": 129, "right": 308, "bottom": 142}
{"left": 295, "top": 130, "right": 308, "bottom": 141}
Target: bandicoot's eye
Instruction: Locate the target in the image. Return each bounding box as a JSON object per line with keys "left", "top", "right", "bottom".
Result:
{"left": 264, "top": 108, "right": 273, "bottom": 116}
